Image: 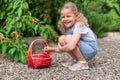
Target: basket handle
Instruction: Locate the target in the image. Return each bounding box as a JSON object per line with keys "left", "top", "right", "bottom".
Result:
{"left": 28, "top": 39, "right": 49, "bottom": 56}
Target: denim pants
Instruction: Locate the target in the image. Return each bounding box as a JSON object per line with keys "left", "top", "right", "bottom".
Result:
{"left": 79, "top": 40, "right": 98, "bottom": 61}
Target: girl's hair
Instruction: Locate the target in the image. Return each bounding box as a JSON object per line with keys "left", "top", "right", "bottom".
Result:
{"left": 58, "top": 2, "right": 89, "bottom": 34}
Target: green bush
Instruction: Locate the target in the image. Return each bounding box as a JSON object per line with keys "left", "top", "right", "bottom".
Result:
{"left": 0, "top": 0, "right": 57, "bottom": 64}
{"left": 0, "top": 32, "right": 28, "bottom": 64}
{"left": 74, "top": 0, "right": 120, "bottom": 37}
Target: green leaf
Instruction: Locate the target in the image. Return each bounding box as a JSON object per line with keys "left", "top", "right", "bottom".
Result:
{"left": 13, "top": 0, "right": 20, "bottom": 10}
{"left": 19, "top": 52, "right": 27, "bottom": 64}
{"left": 34, "top": 25, "right": 39, "bottom": 34}
{"left": 18, "top": 8, "right": 22, "bottom": 17}
{"left": 22, "top": 44, "right": 28, "bottom": 49}
{"left": 0, "top": 33, "right": 4, "bottom": 37}
{"left": 113, "top": 3, "right": 120, "bottom": 15}
{"left": 2, "top": 44, "right": 9, "bottom": 54}
{"left": 40, "top": 28, "right": 45, "bottom": 38}
{"left": 43, "top": 18, "right": 47, "bottom": 23}
{"left": 0, "top": 11, "right": 5, "bottom": 19}
{"left": 8, "top": 48, "right": 16, "bottom": 60}
{"left": 14, "top": 52, "right": 20, "bottom": 62}
{"left": 17, "top": 21, "right": 22, "bottom": 29}
{"left": 6, "top": 25, "right": 13, "bottom": 35}
{"left": 0, "top": 29, "right": 6, "bottom": 35}
{"left": 43, "top": 31, "right": 48, "bottom": 39}
{"left": 21, "top": 23, "right": 26, "bottom": 31}
{"left": 22, "top": 2, "right": 29, "bottom": 10}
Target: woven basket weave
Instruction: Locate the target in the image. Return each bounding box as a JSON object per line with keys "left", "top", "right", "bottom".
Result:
{"left": 26, "top": 39, "right": 52, "bottom": 69}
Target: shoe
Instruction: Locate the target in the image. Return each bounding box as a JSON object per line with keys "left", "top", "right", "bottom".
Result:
{"left": 68, "top": 61, "right": 89, "bottom": 71}
{"left": 61, "top": 59, "right": 77, "bottom": 67}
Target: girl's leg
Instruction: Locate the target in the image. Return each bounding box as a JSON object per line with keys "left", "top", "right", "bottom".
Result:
{"left": 59, "top": 35, "right": 77, "bottom": 60}
{"left": 71, "top": 45, "right": 86, "bottom": 61}
{"left": 59, "top": 35, "right": 86, "bottom": 61}
{"left": 59, "top": 35, "right": 77, "bottom": 67}
{"left": 69, "top": 44, "right": 89, "bottom": 71}
{"left": 59, "top": 35, "right": 89, "bottom": 70}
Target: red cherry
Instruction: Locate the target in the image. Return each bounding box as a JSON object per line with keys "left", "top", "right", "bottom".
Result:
{"left": 0, "top": 36, "right": 5, "bottom": 41}
{"left": 54, "top": 35, "right": 60, "bottom": 39}
{"left": 29, "top": 19, "right": 33, "bottom": 23}
{"left": 34, "top": 21, "right": 38, "bottom": 25}
{"left": 45, "top": 15, "right": 49, "bottom": 19}
{"left": 17, "top": 35, "right": 20, "bottom": 39}
{"left": 12, "top": 31, "right": 18, "bottom": 37}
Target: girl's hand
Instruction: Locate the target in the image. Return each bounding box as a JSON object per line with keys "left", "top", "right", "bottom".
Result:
{"left": 43, "top": 46, "right": 54, "bottom": 52}
{"left": 58, "top": 43, "right": 63, "bottom": 52}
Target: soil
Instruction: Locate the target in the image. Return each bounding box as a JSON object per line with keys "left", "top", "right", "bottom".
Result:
{"left": 0, "top": 32, "right": 120, "bottom": 80}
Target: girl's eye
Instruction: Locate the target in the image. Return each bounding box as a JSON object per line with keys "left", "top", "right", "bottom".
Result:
{"left": 60, "top": 15, "right": 71, "bottom": 19}
{"left": 60, "top": 16, "right": 65, "bottom": 19}
{"left": 67, "top": 15, "right": 71, "bottom": 18}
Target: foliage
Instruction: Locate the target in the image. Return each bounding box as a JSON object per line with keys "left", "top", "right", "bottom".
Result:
{"left": 0, "top": 31, "right": 28, "bottom": 64}
{"left": 0, "top": 0, "right": 57, "bottom": 64}
{"left": 73, "top": 0, "right": 120, "bottom": 37}
{"left": 0, "top": 0, "right": 57, "bottom": 38}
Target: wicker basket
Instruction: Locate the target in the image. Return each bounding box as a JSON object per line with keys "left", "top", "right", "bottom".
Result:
{"left": 26, "top": 39, "right": 52, "bottom": 69}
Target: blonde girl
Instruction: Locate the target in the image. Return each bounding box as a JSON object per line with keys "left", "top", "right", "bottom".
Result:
{"left": 44, "top": 2, "right": 98, "bottom": 71}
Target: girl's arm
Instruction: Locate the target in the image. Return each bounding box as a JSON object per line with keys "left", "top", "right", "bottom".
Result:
{"left": 44, "top": 34, "right": 81, "bottom": 52}
{"left": 58, "top": 34, "right": 81, "bottom": 52}
{"left": 44, "top": 46, "right": 61, "bottom": 52}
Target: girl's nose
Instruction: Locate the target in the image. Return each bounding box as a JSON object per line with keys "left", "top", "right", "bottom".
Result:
{"left": 64, "top": 17, "right": 67, "bottom": 21}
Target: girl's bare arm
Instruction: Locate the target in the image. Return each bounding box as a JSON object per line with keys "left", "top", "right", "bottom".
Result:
{"left": 58, "top": 34, "right": 81, "bottom": 52}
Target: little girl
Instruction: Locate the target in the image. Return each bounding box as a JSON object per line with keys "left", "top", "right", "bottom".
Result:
{"left": 44, "top": 2, "right": 98, "bottom": 71}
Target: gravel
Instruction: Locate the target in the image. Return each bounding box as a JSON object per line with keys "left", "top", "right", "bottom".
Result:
{"left": 0, "top": 32, "right": 120, "bottom": 80}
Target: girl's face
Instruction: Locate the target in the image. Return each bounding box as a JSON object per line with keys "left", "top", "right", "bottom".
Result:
{"left": 60, "top": 8, "right": 77, "bottom": 28}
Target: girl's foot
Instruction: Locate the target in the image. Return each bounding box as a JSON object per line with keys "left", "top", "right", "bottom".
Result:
{"left": 68, "top": 61, "right": 89, "bottom": 71}
{"left": 61, "top": 59, "right": 77, "bottom": 67}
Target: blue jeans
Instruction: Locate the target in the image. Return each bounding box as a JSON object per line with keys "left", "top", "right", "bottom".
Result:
{"left": 79, "top": 40, "right": 98, "bottom": 61}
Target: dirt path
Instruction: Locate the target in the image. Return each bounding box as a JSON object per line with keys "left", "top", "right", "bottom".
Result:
{"left": 0, "top": 32, "right": 120, "bottom": 80}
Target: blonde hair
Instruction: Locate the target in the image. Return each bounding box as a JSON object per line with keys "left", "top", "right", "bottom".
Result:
{"left": 58, "top": 2, "right": 89, "bottom": 34}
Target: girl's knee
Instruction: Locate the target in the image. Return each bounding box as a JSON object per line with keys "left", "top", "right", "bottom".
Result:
{"left": 59, "top": 35, "right": 65, "bottom": 42}
{"left": 59, "top": 35, "right": 72, "bottom": 45}
{"left": 65, "top": 35, "right": 72, "bottom": 42}
{"left": 59, "top": 35, "right": 66, "bottom": 45}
